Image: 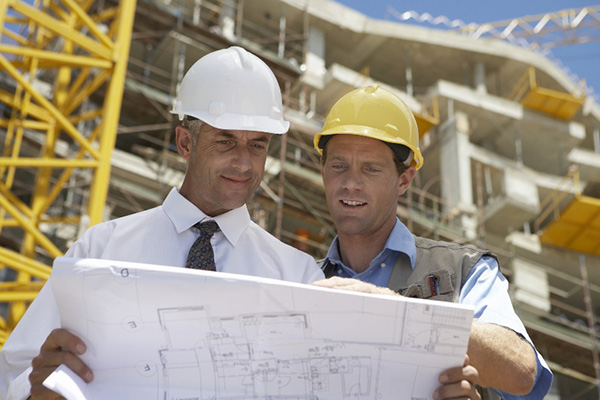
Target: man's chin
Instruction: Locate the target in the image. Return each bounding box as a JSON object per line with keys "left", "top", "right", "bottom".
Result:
{"left": 332, "top": 218, "right": 367, "bottom": 236}
{"left": 220, "top": 192, "right": 253, "bottom": 210}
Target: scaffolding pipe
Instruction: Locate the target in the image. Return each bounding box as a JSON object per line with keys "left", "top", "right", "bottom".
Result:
{"left": 405, "top": 51, "right": 413, "bottom": 97}
{"left": 274, "top": 81, "right": 290, "bottom": 239}
{"left": 278, "top": 5, "right": 286, "bottom": 59}
{"left": 302, "top": 4, "right": 309, "bottom": 65}
{"left": 236, "top": 0, "right": 244, "bottom": 41}
{"left": 594, "top": 123, "right": 599, "bottom": 154}
{"left": 578, "top": 255, "right": 600, "bottom": 397}
{"left": 475, "top": 162, "right": 486, "bottom": 241}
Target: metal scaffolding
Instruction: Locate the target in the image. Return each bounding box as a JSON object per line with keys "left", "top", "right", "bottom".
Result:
{"left": 0, "top": 0, "right": 137, "bottom": 341}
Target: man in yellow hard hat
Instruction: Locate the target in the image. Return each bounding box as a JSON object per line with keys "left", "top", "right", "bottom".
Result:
{"left": 312, "top": 85, "right": 552, "bottom": 399}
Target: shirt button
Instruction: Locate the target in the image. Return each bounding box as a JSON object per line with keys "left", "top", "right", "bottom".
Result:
{"left": 381, "top": 263, "right": 386, "bottom": 268}
{"left": 337, "top": 269, "right": 342, "bottom": 274}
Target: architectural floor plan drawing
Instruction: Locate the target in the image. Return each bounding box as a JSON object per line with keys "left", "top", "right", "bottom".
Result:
{"left": 46, "top": 257, "right": 474, "bottom": 400}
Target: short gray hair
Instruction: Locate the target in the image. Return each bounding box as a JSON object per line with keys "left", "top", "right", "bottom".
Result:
{"left": 183, "top": 116, "right": 203, "bottom": 147}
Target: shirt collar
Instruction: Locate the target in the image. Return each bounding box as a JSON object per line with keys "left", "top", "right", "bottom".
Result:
{"left": 325, "top": 218, "right": 417, "bottom": 269}
{"left": 163, "top": 187, "right": 251, "bottom": 246}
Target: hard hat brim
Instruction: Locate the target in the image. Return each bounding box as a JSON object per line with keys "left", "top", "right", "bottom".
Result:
{"left": 172, "top": 110, "right": 290, "bottom": 135}
{"left": 314, "top": 127, "right": 424, "bottom": 169}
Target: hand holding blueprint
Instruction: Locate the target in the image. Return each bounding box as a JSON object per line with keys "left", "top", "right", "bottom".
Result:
{"left": 47, "top": 257, "right": 474, "bottom": 400}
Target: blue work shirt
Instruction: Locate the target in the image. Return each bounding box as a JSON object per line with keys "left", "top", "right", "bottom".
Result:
{"left": 323, "top": 218, "right": 552, "bottom": 400}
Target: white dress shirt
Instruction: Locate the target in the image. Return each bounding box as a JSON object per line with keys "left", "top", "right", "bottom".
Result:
{"left": 0, "top": 188, "right": 323, "bottom": 400}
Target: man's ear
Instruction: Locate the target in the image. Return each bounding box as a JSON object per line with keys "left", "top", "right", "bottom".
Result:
{"left": 397, "top": 166, "right": 417, "bottom": 196}
{"left": 175, "top": 125, "right": 193, "bottom": 160}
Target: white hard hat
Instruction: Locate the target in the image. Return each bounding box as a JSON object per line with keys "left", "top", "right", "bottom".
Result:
{"left": 170, "top": 46, "right": 289, "bottom": 134}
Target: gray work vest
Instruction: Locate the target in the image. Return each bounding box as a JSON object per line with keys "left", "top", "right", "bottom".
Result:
{"left": 322, "top": 235, "right": 503, "bottom": 400}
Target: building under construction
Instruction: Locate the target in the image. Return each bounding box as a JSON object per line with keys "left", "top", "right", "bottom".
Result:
{"left": 1, "top": 0, "right": 600, "bottom": 398}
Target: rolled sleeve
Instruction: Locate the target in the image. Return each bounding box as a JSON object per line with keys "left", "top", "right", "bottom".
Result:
{"left": 459, "top": 256, "right": 552, "bottom": 399}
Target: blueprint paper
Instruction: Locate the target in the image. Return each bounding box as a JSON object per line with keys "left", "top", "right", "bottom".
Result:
{"left": 43, "top": 364, "right": 87, "bottom": 400}
{"left": 49, "top": 257, "right": 474, "bottom": 400}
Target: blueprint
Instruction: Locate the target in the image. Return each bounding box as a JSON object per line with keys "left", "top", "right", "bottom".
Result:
{"left": 46, "top": 257, "right": 474, "bottom": 400}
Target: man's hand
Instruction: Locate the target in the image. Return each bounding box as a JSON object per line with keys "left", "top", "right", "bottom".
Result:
{"left": 433, "top": 355, "right": 481, "bottom": 400}
{"left": 312, "top": 276, "right": 400, "bottom": 296}
{"left": 29, "top": 328, "right": 93, "bottom": 399}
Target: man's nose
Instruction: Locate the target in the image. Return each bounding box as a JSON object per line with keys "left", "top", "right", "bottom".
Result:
{"left": 231, "top": 145, "right": 252, "bottom": 172}
{"left": 340, "top": 168, "right": 364, "bottom": 190}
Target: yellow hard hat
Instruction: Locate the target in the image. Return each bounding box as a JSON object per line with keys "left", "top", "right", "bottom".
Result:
{"left": 314, "top": 85, "right": 423, "bottom": 169}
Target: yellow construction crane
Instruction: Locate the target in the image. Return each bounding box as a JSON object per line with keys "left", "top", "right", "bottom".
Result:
{"left": 0, "top": 0, "right": 136, "bottom": 345}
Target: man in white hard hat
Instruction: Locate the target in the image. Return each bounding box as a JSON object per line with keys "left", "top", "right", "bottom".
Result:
{"left": 312, "top": 86, "right": 552, "bottom": 400}
{"left": 0, "top": 46, "right": 324, "bottom": 400}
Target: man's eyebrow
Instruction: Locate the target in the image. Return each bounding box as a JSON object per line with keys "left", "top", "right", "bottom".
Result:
{"left": 327, "top": 152, "right": 345, "bottom": 159}
{"left": 217, "top": 131, "right": 236, "bottom": 139}
{"left": 251, "top": 135, "right": 270, "bottom": 143}
{"left": 328, "top": 154, "right": 385, "bottom": 166}
{"left": 216, "top": 131, "right": 270, "bottom": 143}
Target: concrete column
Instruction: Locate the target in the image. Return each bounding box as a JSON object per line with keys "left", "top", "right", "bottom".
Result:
{"left": 307, "top": 90, "right": 317, "bottom": 119}
{"left": 513, "top": 259, "right": 550, "bottom": 311}
{"left": 193, "top": 0, "right": 202, "bottom": 26}
{"left": 302, "top": 25, "right": 326, "bottom": 88}
{"left": 439, "top": 112, "right": 478, "bottom": 239}
{"left": 299, "top": 86, "right": 307, "bottom": 114}
{"left": 514, "top": 127, "right": 523, "bottom": 167}
{"left": 474, "top": 61, "right": 486, "bottom": 95}
{"left": 219, "top": 0, "right": 236, "bottom": 42}
{"left": 447, "top": 98, "right": 454, "bottom": 118}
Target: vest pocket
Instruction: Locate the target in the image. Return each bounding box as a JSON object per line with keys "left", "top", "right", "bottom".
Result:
{"left": 399, "top": 269, "right": 455, "bottom": 300}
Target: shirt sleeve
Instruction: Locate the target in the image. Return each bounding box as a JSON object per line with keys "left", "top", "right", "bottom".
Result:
{"left": 0, "top": 283, "right": 61, "bottom": 400}
{"left": 0, "top": 238, "right": 88, "bottom": 400}
{"left": 307, "top": 264, "right": 326, "bottom": 283}
{"left": 459, "top": 256, "right": 552, "bottom": 399}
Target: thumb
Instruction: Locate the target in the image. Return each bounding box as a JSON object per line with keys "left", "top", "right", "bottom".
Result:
{"left": 464, "top": 353, "right": 471, "bottom": 367}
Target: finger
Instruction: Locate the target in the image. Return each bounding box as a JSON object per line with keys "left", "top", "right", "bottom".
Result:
{"left": 440, "top": 365, "right": 479, "bottom": 385}
{"left": 30, "top": 330, "right": 94, "bottom": 386}
{"left": 29, "top": 365, "right": 67, "bottom": 400}
{"left": 41, "top": 329, "right": 86, "bottom": 355}
{"left": 326, "top": 281, "right": 374, "bottom": 293}
{"left": 327, "top": 277, "right": 359, "bottom": 286}
{"left": 434, "top": 380, "right": 481, "bottom": 400}
{"left": 345, "top": 282, "right": 381, "bottom": 293}
{"left": 30, "top": 380, "right": 66, "bottom": 400}
{"left": 30, "top": 349, "right": 94, "bottom": 383}
{"left": 30, "top": 373, "right": 69, "bottom": 400}
{"left": 312, "top": 277, "right": 360, "bottom": 289}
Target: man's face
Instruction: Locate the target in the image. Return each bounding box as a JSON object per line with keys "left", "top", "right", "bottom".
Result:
{"left": 321, "top": 134, "right": 414, "bottom": 239}
{"left": 177, "top": 123, "right": 272, "bottom": 216}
